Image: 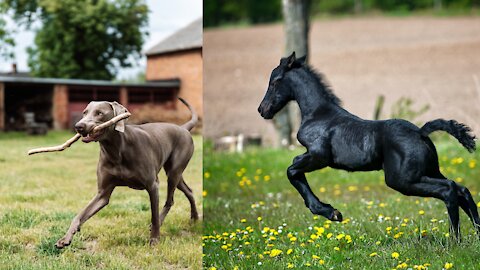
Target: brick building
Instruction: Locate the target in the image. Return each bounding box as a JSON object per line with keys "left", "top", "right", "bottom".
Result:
{"left": 145, "top": 18, "right": 203, "bottom": 121}
{"left": 0, "top": 75, "right": 179, "bottom": 131}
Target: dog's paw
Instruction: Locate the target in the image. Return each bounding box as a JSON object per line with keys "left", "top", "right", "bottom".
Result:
{"left": 329, "top": 209, "right": 343, "bottom": 222}
{"left": 149, "top": 237, "right": 159, "bottom": 246}
{"left": 55, "top": 237, "right": 71, "bottom": 249}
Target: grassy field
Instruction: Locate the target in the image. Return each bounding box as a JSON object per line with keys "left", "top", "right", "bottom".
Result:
{"left": 0, "top": 131, "right": 202, "bottom": 270}
{"left": 203, "top": 139, "right": 480, "bottom": 269}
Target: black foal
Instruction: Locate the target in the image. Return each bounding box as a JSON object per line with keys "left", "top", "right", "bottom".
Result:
{"left": 258, "top": 52, "right": 479, "bottom": 238}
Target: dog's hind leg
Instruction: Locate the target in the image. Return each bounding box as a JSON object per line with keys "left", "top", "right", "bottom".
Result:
{"left": 287, "top": 152, "right": 341, "bottom": 221}
{"left": 55, "top": 185, "right": 115, "bottom": 249}
{"left": 177, "top": 178, "right": 199, "bottom": 221}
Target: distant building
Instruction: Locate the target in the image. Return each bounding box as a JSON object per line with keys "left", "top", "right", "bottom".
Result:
{"left": 145, "top": 18, "right": 203, "bottom": 120}
{"left": 0, "top": 18, "right": 203, "bottom": 132}
{"left": 0, "top": 75, "right": 179, "bottom": 131}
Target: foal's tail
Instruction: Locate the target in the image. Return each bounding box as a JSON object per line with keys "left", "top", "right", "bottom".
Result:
{"left": 420, "top": 119, "right": 476, "bottom": 152}
{"left": 179, "top": 97, "right": 198, "bottom": 131}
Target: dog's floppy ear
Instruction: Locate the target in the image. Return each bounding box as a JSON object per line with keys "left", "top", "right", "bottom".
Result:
{"left": 109, "top": 101, "right": 130, "bottom": 133}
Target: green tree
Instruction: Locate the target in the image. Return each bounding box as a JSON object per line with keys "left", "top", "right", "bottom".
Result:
{"left": 2, "top": 0, "right": 148, "bottom": 80}
{"left": 0, "top": 17, "right": 15, "bottom": 60}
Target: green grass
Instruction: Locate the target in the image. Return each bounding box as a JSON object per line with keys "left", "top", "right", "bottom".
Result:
{"left": 203, "top": 140, "right": 480, "bottom": 269}
{"left": 0, "top": 131, "right": 202, "bottom": 270}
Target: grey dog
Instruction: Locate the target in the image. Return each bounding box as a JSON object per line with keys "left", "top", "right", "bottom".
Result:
{"left": 55, "top": 98, "right": 199, "bottom": 248}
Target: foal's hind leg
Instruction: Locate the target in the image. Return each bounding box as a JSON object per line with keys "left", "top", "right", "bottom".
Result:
{"left": 388, "top": 175, "right": 461, "bottom": 238}
{"left": 287, "top": 152, "right": 342, "bottom": 221}
{"left": 456, "top": 184, "right": 480, "bottom": 234}
{"left": 434, "top": 173, "right": 480, "bottom": 234}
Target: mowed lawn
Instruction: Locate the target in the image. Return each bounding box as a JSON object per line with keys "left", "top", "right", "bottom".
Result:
{"left": 0, "top": 131, "right": 202, "bottom": 270}
{"left": 203, "top": 139, "right": 480, "bottom": 270}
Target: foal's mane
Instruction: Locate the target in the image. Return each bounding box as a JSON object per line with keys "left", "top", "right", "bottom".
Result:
{"left": 302, "top": 65, "right": 342, "bottom": 106}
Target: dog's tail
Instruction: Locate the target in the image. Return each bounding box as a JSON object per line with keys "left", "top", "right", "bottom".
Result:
{"left": 420, "top": 119, "right": 476, "bottom": 152}
{"left": 179, "top": 97, "right": 198, "bottom": 131}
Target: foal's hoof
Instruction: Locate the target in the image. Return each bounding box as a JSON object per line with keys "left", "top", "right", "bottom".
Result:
{"left": 329, "top": 209, "right": 343, "bottom": 222}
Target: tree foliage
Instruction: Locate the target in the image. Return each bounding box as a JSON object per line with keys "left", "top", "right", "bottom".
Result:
{"left": 2, "top": 0, "right": 148, "bottom": 80}
{"left": 0, "top": 17, "right": 15, "bottom": 60}
{"left": 204, "top": 0, "right": 479, "bottom": 27}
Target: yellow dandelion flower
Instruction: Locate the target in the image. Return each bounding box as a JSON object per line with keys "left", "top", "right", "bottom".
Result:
{"left": 336, "top": 233, "right": 345, "bottom": 240}
{"left": 202, "top": 190, "right": 207, "bottom": 197}
{"left": 469, "top": 160, "right": 476, "bottom": 168}
{"left": 334, "top": 247, "right": 340, "bottom": 251}
{"left": 263, "top": 175, "right": 271, "bottom": 181}
{"left": 269, "top": 249, "right": 282, "bottom": 257}
{"left": 326, "top": 233, "right": 333, "bottom": 239}
{"left": 319, "top": 187, "right": 326, "bottom": 193}
{"left": 209, "top": 267, "right": 217, "bottom": 270}
{"left": 312, "top": 255, "right": 320, "bottom": 260}
{"left": 391, "top": 252, "right": 400, "bottom": 259}
{"left": 204, "top": 172, "right": 211, "bottom": 179}
{"left": 221, "top": 245, "right": 228, "bottom": 250}
{"left": 369, "top": 252, "right": 378, "bottom": 257}
{"left": 444, "top": 262, "right": 453, "bottom": 269}
{"left": 290, "top": 237, "right": 297, "bottom": 242}
{"left": 418, "top": 210, "right": 425, "bottom": 215}
{"left": 240, "top": 218, "right": 247, "bottom": 223}
{"left": 319, "top": 259, "right": 325, "bottom": 265}
{"left": 257, "top": 216, "right": 262, "bottom": 221}
{"left": 287, "top": 263, "right": 294, "bottom": 269}
{"left": 287, "top": 248, "right": 293, "bottom": 255}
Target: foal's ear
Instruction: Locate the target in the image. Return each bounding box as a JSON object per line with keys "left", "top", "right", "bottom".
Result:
{"left": 109, "top": 101, "right": 130, "bottom": 133}
{"left": 286, "top": 51, "right": 297, "bottom": 68}
{"left": 296, "top": 55, "right": 307, "bottom": 64}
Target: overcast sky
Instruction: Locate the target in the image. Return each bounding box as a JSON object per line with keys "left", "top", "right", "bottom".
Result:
{"left": 0, "top": 0, "right": 203, "bottom": 80}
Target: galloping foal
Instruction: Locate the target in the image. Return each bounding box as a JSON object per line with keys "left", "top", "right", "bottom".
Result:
{"left": 258, "top": 52, "right": 479, "bottom": 238}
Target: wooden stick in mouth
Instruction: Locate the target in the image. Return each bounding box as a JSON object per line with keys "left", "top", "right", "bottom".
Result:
{"left": 27, "top": 112, "right": 131, "bottom": 155}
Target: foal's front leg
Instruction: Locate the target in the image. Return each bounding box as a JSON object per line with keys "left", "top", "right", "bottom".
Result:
{"left": 287, "top": 152, "right": 342, "bottom": 221}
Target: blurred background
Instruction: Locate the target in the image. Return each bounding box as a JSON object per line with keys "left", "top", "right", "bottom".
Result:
{"left": 204, "top": 0, "right": 480, "bottom": 148}
{"left": 0, "top": 0, "right": 203, "bottom": 134}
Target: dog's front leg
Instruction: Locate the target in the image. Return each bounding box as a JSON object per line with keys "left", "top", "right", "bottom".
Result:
{"left": 56, "top": 186, "right": 115, "bottom": 249}
{"left": 147, "top": 181, "right": 160, "bottom": 245}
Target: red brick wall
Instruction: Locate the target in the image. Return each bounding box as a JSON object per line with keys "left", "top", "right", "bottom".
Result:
{"left": 53, "top": 85, "right": 69, "bottom": 129}
{"left": 146, "top": 49, "right": 203, "bottom": 120}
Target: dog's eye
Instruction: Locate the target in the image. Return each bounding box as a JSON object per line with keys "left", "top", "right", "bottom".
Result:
{"left": 96, "top": 111, "right": 103, "bottom": 116}
{"left": 83, "top": 111, "right": 88, "bottom": 115}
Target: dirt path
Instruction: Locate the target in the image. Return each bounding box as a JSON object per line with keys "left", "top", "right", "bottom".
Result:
{"left": 204, "top": 17, "right": 480, "bottom": 145}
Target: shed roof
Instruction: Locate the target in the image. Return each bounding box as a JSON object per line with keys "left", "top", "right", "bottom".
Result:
{"left": 145, "top": 18, "right": 202, "bottom": 56}
{"left": 0, "top": 76, "right": 180, "bottom": 88}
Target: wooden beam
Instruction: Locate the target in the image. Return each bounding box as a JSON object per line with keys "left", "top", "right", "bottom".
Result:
{"left": 0, "top": 83, "right": 4, "bottom": 131}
